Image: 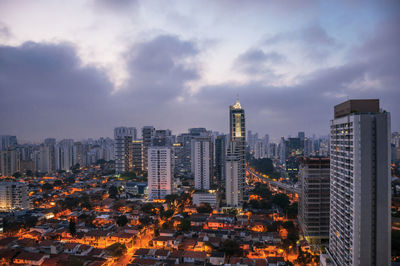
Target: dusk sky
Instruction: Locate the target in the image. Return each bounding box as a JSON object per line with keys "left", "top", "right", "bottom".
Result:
{"left": 0, "top": 0, "right": 399, "bottom": 142}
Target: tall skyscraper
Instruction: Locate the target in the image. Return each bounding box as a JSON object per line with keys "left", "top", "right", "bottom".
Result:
{"left": 148, "top": 146, "right": 173, "bottom": 200}
{"left": 226, "top": 98, "right": 246, "bottom": 206}
{"left": 142, "top": 126, "right": 155, "bottom": 171}
{"left": 327, "top": 99, "right": 391, "bottom": 265}
{"left": 215, "top": 135, "right": 226, "bottom": 184}
{"left": 191, "top": 136, "right": 211, "bottom": 190}
{"left": 299, "top": 157, "right": 330, "bottom": 247}
{"left": 114, "top": 127, "right": 136, "bottom": 173}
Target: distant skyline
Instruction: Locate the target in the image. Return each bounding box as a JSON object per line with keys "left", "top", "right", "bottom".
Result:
{"left": 0, "top": 0, "right": 399, "bottom": 142}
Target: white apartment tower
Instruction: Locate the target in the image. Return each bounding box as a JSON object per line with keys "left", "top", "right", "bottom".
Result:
{"left": 191, "top": 137, "right": 211, "bottom": 190}
{"left": 328, "top": 99, "right": 391, "bottom": 266}
{"left": 148, "top": 146, "right": 173, "bottom": 200}
{"left": 0, "top": 182, "right": 29, "bottom": 211}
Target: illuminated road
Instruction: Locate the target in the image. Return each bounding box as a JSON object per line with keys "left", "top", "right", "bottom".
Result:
{"left": 246, "top": 167, "right": 299, "bottom": 194}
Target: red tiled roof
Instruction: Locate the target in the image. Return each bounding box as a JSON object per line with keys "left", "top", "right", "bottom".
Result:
{"left": 182, "top": 251, "right": 207, "bottom": 259}
{"left": 131, "top": 258, "right": 158, "bottom": 265}
{"left": 15, "top": 251, "right": 46, "bottom": 262}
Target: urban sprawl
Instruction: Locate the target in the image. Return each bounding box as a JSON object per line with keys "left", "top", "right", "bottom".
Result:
{"left": 0, "top": 99, "right": 399, "bottom": 266}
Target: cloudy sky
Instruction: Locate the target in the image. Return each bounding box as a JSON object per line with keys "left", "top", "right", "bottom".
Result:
{"left": 0, "top": 0, "right": 399, "bottom": 142}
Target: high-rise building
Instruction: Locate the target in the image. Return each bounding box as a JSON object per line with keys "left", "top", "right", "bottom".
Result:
{"left": 0, "top": 148, "right": 20, "bottom": 176}
{"left": 263, "top": 134, "right": 270, "bottom": 158}
{"left": 279, "top": 137, "right": 286, "bottom": 165}
{"left": 0, "top": 182, "right": 29, "bottom": 211}
{"left": 73, "top": 142, "right": 87, "bottom": 167}
{"left": 191, "top": 137, "right": 211, "bottom": 190}
{"left": 254, "top": 139, "right": 265, "bottom": 159}
{"left": 299, "top": 157, "right": 330, "bottom": 247}
{"left": 142, "top": 126, "right": 155, "bottom": 171}
{"left": 327, "top": 99, "right": 391, "bottom": 265}
{"left": 55, "top": 139, "right": 74, "bottom": 171}
{"left": 304, "top": 138, "right": 313, "bottom": 156}
{"left": 215, "top": 135, "right": 226, "bottom": 185}
{"left": 38, "top": 143, "right": 56, "bottom": 174}
{"left": 114, "top": 127, "right": 136, "bottom": 173}
{"left": 132, "top": 140, "right": 144, "bottom": 171}
{"left": 226, "top": 141, "right": 239, "bottom": 206}
{"left": 227, "top": 98, "right": 246, "bottom": 205}
{"left": 0, "top": 135, "right": 17, "bottom": 151}
{"left": 298, "top": 131, "right": 305, "bottom": 142}
{"left": 152, "top": 129, "right": 172, "bottom": 147}
{"left": 148, "top": 146, "right": 173, "bottom": 200}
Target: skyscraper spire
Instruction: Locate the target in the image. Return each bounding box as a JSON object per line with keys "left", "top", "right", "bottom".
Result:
{"left": 233, "top": 95, "right": 241, "bottom": 109}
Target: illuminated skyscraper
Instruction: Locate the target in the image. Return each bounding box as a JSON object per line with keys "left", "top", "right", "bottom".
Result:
{"left": 226, "top": 98, "right": 246, "bottom": 206}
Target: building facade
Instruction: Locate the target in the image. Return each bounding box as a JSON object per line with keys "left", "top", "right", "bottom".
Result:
{"left": 215, "top": 135, "right": 226, "bottom": 185}
{"left": 299, "top": 157, "right": 330, "bottom": 247}
{"left": 114, "top": 127, "right": 136, "bottom": 173}
{"left": 327, "top": 99, "right": 391, "bottom": 265}
{"left": 148, "top": 147, "right": 173, "bottom": 200}
{"left": 0, "top": 148, "right": 20, "bottom": 177}
{"left": 191, "top": 137, "right": 212, "bottom": 190}
{"left": 228, "top": 99, "right": 246, "bottom": 205}
{"left": 0, "top": 182, "right": 29, "bottom": 211}
{"left": 142, "top": 126, "right": 155, "bottom": 171}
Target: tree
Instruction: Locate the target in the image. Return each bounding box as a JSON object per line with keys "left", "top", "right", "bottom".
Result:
{"left": 286, "top": 203, "right": 298, "bottom": 219}
{"left": 177, "top": 218, "right": 191, "bottom": 232}
{"left": 116, "top": 215, "right": 128, "bottom": 227}
{"left": 272, "top": 193, "right": 290, "bottom": 211}
{"left": 42, "top": 182, "right": 53, "bottom": 191}
{"left": 196, "top": 203, "right": 213, "bottom": 214}
{"left": 252, "top": 182, "right": 272, "bottom": 200}
{"left": 69, "top": 219, "right": 76, "bottom": 235}
{"left": 141, "top": 203, "right": 156, "bottom": 215}
{"left": 108, "top": 185, "right": 118, "bottom": 199}
{"left": 64, "top": 197, "right": 80, "bottom": 210}
{"left": 219, "top": 239, "right": 243, "bottom": 257}
{"left": 12, "top": 172, "right": 21, "bottom": 178}
{"left": 24, "top": 215, "right": 38, "bottom": 228}
{"left": 139, "top": 215, "right": 153, "bottom": 226}
{"left": 25, "top": 170, "right": 33, "bottom": 177}
{"left": 161, "top": 209, "right": 174, "bottom": 219}
{"left": 106, "top": 243, "right": 127, "bottom": 258}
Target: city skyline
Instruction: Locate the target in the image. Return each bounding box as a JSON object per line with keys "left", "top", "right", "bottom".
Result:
{"left": 1, "top": 1, "right": 399, "bottom": 141}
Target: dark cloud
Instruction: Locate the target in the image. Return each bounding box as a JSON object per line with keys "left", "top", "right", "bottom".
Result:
{"left": 234, "top": 49, "right": 285, "bottom": 76}
{"left": 119, "top": 35, "right": 200, "bottom": 102}
{"left": 1, "top": 15, "right": 399, "bottom": 142}
{"left": 264, "top": 25, "right": 338, "bottom": 62}
{"left": 0, "top": 35, "right": 202, "bottom": 141}
{"left": 0, "top": 41, "right": 115, "bottom": 140}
